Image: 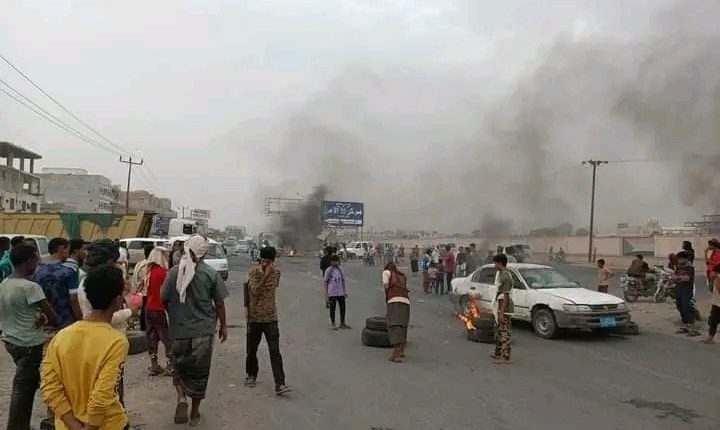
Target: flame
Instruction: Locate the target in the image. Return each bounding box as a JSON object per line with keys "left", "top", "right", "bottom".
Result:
{"left": 458, "top": 295, "right": 482, "bottom": 330}
{"left": 458, "top": 314, "right": 475, "bottom": 330}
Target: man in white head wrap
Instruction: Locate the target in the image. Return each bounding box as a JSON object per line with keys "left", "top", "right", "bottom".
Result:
{"left": 176, "top": 235, "right": 209, "bottom": 304}
{"left": 160, "top": 234, "right": 229, "bottom": 426}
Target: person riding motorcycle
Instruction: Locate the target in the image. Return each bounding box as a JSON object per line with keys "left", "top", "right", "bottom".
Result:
{"left": 627, "top": 254, "right": 656, "bottom": 287}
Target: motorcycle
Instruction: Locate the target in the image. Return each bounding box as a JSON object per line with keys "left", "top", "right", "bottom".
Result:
{"left": 620, "top": 266, "right": 675, "bottom": 303}
{"left": 548, "top": 252, "right": 567, "bottom": 263}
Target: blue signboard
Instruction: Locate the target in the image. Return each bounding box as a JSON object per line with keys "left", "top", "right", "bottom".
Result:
{"left": 321, "top": 201, "right": 364, "bottom": 226}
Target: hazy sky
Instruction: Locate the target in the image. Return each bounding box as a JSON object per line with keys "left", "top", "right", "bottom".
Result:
{"left": 4, "top": 0, "right": 715, "bottom": 234}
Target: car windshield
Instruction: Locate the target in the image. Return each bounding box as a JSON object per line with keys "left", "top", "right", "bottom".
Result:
{"left": 519, "top": 268, "right": 578, "bottom": 289}
{"left": 35, "top": 238, "right": 49, "bottom": 256}
{"left": 205, "top": 244, "right": 226, "bottom": 259}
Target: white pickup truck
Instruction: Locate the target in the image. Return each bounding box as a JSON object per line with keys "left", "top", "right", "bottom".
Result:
{"left": 451, "top": 263, "right": 630, "bottom": 339}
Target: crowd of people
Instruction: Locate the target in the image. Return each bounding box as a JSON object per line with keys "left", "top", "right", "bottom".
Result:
{"left": 0, "top": 233, "right": 269, "bottom": 429}
{"left": 622, "top": 239, "right": 720, "bottom": 342}
{"left": 407, "top": 243, "right": 482, "bottom": 295}
{"left": 2, "top": 232, "right": 718, "bottom": 427}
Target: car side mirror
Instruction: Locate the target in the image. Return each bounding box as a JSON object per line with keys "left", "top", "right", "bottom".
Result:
{"left": 531, "top": 282, "right": 541, "bottom": 289}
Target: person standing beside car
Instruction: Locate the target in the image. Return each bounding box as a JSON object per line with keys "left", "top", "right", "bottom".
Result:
{"left": 491, "top": 254, "right": 513, "bottom": 365}
{"left": 443, "top": 245, "right": 456, "bottom": 295}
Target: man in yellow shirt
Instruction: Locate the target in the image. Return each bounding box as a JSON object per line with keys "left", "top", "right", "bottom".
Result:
{"left": 41, "top": 264, "right": 129, "bottom": 430}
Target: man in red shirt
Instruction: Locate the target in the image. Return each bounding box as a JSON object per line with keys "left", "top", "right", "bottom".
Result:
{"left": 144, "top": 247, "right": 173, "bottom": 376}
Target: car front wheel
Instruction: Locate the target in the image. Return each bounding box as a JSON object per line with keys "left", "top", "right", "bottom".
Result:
{"left": 532, "top": 308, "right": 558, "bottom": 339}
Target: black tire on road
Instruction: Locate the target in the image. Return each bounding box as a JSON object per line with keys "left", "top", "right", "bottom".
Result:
{"left": 361, "top": 327, "right": 392, "bottom": 348}
{"left": 532, "top": 308, "right": 559, "bottom": 339}
{"left": 127, "top": 330, "right": 149, "bottom": 355}
{"left": 365, "top": 316, "right": 388, "bottom": 332}
{"left": 471, "top": 316, "right": 495, "bottom": 330}
{"left": 467, "top": 328, "right": 495, "bottom": 343}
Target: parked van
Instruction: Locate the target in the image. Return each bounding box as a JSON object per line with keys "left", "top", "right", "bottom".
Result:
{"left": 0, "top": 234, "right": 50, "bottom": 258}
{"left": 119, "top": 238, "right": 171, "bottom": 266}
{"left": 169, "top": 236, "right": 229, "bottom": 280}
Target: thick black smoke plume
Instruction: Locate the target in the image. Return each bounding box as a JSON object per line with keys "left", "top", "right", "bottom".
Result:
{"left": 275, "top": 185, "right": 328, "bottom": 252}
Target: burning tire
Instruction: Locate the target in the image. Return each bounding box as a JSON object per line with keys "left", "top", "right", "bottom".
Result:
{"left": 365, "top": 316, "right": 388, "bottom": 332}
{"left": 471, "top": 316, "right": 494, "bottom": 331}
{"left": 361, "top": 327, "right": 392, "bottom": 348}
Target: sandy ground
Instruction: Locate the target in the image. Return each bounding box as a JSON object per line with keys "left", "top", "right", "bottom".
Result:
{"left": 0, "top": 255, "right": 718, "bottom": 430}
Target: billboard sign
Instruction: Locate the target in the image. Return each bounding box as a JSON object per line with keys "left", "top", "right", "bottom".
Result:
{"left": 321, "top": 201, "right": 364, "bottom": 226}
{"left": 190, "top": 209, "right": 211, "bottom": 220}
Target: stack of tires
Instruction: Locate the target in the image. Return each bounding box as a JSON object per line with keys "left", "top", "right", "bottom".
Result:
{"left": 466, "top": 315, "right": 495, "bottom": 343}
{"left": 361, "top": 316, "right": 392, "bottom": 348}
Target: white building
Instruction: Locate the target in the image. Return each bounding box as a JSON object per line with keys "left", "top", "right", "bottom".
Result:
{"left": 0, "top": 142, "right": 42, "bottom": 213}
{"left": 39, "top": 167, "right": 120, "bottom": 213}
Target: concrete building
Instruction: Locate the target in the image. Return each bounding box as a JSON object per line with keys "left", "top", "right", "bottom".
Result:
{"left": 0, "top": 142, "right": 42, "bottom": 213}
{"left": 39, "top": 167, "right": 120, "bottom": 213}
{"left": 119, "top": 190, "right": 177, "bottom": 217}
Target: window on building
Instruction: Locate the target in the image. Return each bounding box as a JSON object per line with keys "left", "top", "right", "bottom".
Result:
{"left": 9, "top": 198, "right": 15, "bottom": 210}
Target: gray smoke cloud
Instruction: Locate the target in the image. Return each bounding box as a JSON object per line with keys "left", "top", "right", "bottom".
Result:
{"left": 613, "top": 2, "right": 720, "bottom": 209}
{"left": 245, "top": 1, "right": 720, "bottom": 234}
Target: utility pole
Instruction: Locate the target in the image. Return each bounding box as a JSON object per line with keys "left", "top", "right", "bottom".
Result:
{"left": 177, "top": 205, "right": 190, "bottom": 218}
{"left": 582, "top": 160, "right": 608, "bottom": 262}
{"left": 119, "top": 156, "right": 143, "bottom": 214}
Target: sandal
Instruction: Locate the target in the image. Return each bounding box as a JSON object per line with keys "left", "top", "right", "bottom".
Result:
{"left": 189, "top": 414, "right": 202, "bottom": 427}
{"left": 174, "top": 401, "right": 189, "bottom": 424}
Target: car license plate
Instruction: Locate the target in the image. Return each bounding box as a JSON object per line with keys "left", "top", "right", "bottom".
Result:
{"left": 600, "top": 316, "right": 616, "bottom": 328}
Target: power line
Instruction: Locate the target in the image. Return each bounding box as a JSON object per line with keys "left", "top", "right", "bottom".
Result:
{"left": 605, "top": 155, "right": 706, "bottom": 164}
{"left": 0, "top": 52, "right": 130, "bottom": 156}
{"left": 0, "top": 77, "right": 123, "bottom": 156}
{"left": 0, "top": 86, "right": 125, "bottom": 155}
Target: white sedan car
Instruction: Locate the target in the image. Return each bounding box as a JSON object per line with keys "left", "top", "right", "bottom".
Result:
{"left": 451, "top": 263, "right": 630, "bottom": 339}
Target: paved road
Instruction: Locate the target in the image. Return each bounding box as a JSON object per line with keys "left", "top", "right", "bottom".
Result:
{"left": 1, "top": 255, "right": 717, "bottom": 430}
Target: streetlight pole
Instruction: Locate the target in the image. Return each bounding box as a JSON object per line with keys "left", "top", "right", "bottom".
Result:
{"left": 582, "top": 160, "right": 608, "bottom": 262}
